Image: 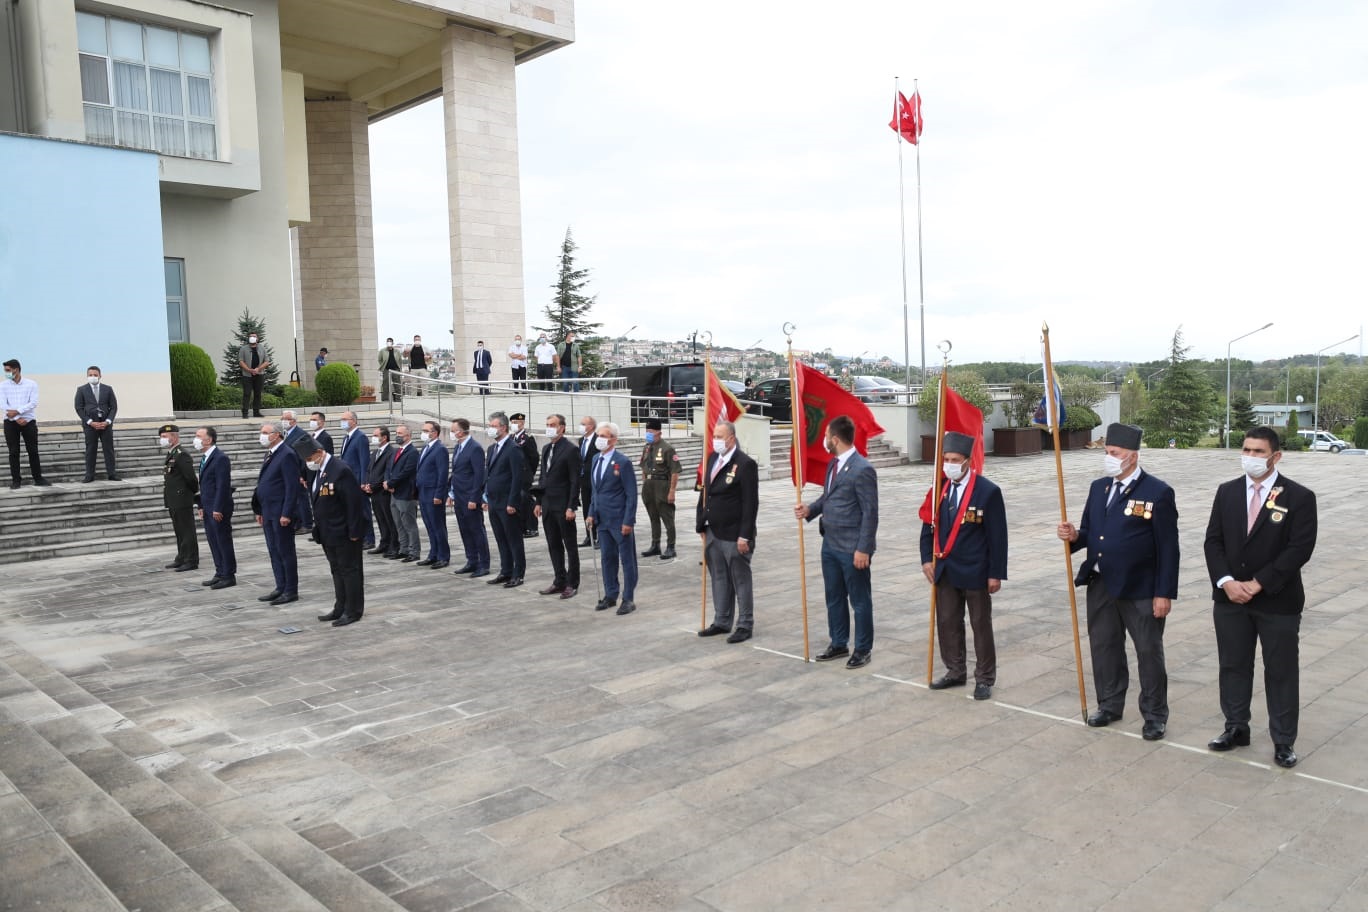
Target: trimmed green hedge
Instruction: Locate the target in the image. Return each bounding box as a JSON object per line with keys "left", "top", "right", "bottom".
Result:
{"left": 315, "top": 363, "right": 360, "bottom": 406}
{"left": 169, "top": 343, "right": 217, "bottom": 410}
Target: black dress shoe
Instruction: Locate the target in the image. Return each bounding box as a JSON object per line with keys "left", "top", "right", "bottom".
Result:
{"left": 258, "top": 590, "right": 282, "bottom": 602}
{"left": 385, "top": 552, "right": 402, "bottom": 559}
{"left": 487, "top": 575, "right": 510, "bottom": 585}
{"left": 201, "top": 577, "right": 220, "bottom": 586}
{"left": 174, "top": 564, "right": 198, "bottom": 572}
{"left": 1273, "top": 744, "right": 1298, "bottom": 768}
{"left": 1086, "top": 709, "right": 1123, "bottom": 728}
{"left": 845, "top": 651, "right": 871, "bottom": 669}
{"left": 430, "top": 561, "right": 449, "bottom": 569}
{"left": 503, "top": 578, "right": 524, "bottom": 589}
{"left": 523, "top": 530, "right": 539, "bottom": 538}
{"left": 1142, "top": 721, "right": 1166, "bottom": 741}
{"left": 82, "top": 476, "right": 95, "bottom": 484}
{"left": 210, "top": 578, "right": 236, "bottom": 590}
{"left": 698, "top": 624, "right": 730, "bottom": 637}
{"left": 1207, "top": 728, "right": 1251, "bottom": 752}
{"left": 165, "top": 561, "right": 184, "bottom": 569}
{"left": 317, "top": 612, "right": 341, "bottom": 622}
{"left": 616, "top": 600, "right": 636, "bottom": 615}
{"left": 416, "top": 558, "right": 434, "bottom": 566}
{"left": 595, "top": 597, "right": 617, "bottom": 611}
{"left": 332, "top": 615, "right": 360, "bottom": 627}
{"left": 270, "top": 593, "right": 299, "bottom": 606}
{"left": 660, "top": 547, "right": 676, "bottom": 561}
{"left": 107, "top": 475, "right": 121, "bottom": 481}
{"left": 973, "top": 684, "right": 993, "bottom": 701}
{"left": 814, "top": 645, "right": 850, "bottom": 662}
{"left": 401, "top": 556, "right": 417, "bottom": 563}
{"left": 560, "top": 586, "right": 577, "bottom": 599}
{"left": 470, "top": 570, "right": 489, "bottom": 578}
{"left": 34, "top": 478, "right": 51, "bottom": 486}
{"left": 579, "top": 537, "right": 593, "bottom": 548}
{"left": 929, "top": 676, "right": 967, "bottom": 690}
{"left": 9, "top": 481, "right": 19, "bottom": 490}
{"left": 368, "top": 546, "right": 387, "bottom": 554}
{"left": 726, "top": 627, "right": 751, "bottom": 644}
{"left": 640, "top": 545, "right": 661, "bottom": 558}
{"left": 453, "top": 564, "right": 477, "bottom": 574}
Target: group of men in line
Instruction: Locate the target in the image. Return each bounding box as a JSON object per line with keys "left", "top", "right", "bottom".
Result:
{"left": 474, "top": 332, "right": 585, "bottom": 394}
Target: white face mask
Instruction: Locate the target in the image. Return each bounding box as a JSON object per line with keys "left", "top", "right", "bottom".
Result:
{"left": 370, "top": 435, "right": 380, "bottom": 447}
{"left": 712, "top": 438, "right": 726, "bottom": 454}
{"left": 193, "top": 437, "right": 204, "bottom": 451}
{"left": 339, "top": 420, "right": 351, "bottom": 431}
{"left": 545, "top": 426, "right": 561, "bottom": 438}
{"left": 282, "top": 419, "right": 294, "bottom": 430}
{"left": 449, "top": 431, "right": 459, "bottom": 442}
{"left": 88, "top": 376, "right": 99, "bottom": 385}
{"left": 486, "top": 426, "right": 498, "bottom": 437}
{"left": 308, "top": 420, "right": 319, "bottom": 430}
{"left": 414, "top": 339, "right": 421, "bottom": 346}
{"left": 581, "top": 426, "right": 592, "bottom": 437}
{"left": 248, "top": 336, "right": 257, "bottom": 344}
{"left": 1241, "top": 455, "right": 1272, "bottom": 479}
{"left": 259, "top": 433, "right": 271, "bottom": 447}
{"left": 307, "top": 459, "right": 322, "bottom": 473}
{"left": 595, "top": 436, "right": 610, "bottom": 451}
{"left": 510, "top": 422, "right": 522, "bottom": 434}
{"left": 1103, "top": 453, "right": 1127, "bottom": 478}
{"left": 158, "top": 436, "right": 171, "bottom": 447}
{"left": 419, "top": 431, "right": 431, "bottom": 443}
{"left": 943, "top": 461, "right": 966, "bottom": 481}
{"left": 515, "top": 338, "right": 522, "bottom": 345}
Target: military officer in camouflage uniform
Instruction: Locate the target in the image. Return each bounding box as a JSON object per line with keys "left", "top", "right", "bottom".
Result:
{"left": 160, "top": 423, "right": 200, "bottom": 572}
{"left": 639, "top": 418, "right": 681, "bottom": 561}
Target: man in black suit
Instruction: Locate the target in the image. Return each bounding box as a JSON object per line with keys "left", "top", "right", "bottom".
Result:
{"left": 281, "top": 410, "right": 313, "bottom": 532}
{"left": 364, "top": 426, "right": 397, "bottom": 557}
{"left": 483, "top": 412, "right": 525, "bottom": 587}
{"left": 448, "top": 418, "right": 490, "bottom": 577}
{"left": 473, "top": 341, "right": 493, "bottom": 394}
{"left": 696, "top": 420, "right": 759, "bottom": 643}
{"left": 74, "top": 365, "right": 119, "bottom": 482}
{"left": 1203, "top": 427, "right": 1318, "bottom": 768}
{"left": 309, "top": 411, "right": 335, "bottom": 455}
{"left": 576, "top": 416, "right": 597, "bottom": 547}
{"left": 293, "top": 436, "right": 369, "bottom": 627}
{"left": 532, "top": 413, "right": 581, "bottom": 599}
{"left": 384, "top": 424, "right": 420, "bottom": 561}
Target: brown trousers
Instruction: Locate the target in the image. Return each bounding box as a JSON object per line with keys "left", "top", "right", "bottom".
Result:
{"left": 935, "top": 582, "right": 996, "bottom": 685}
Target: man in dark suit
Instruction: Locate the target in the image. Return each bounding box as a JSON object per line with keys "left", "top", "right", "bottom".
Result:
{"left": 795, "top": 415, "right": 879, "bottom": 668}
{"left": 532, "top": 413, "right": 581, "bottom": 599}
{"left": 281, "top": 410, "right": 313, "bottom": 532}
{"left": 293, "top": 436, "right": 369, "bottom": 627}
{"left": 160, "top": 424, "right": 199, "bottom": 571}
{"left": 337, "top": 410, "right": 372, "bottom": 548}
{"left": 1203, "top": 427, "right": 1318, "bottom": 768}
{"left": 252, "top": 421, "right": 301, "bottom": 605}
{"left": 577, "top": 416, "right": 598, "bottom": 547}
{"left": 384, "top": 424, "right": 420, "bottom": 561}
{"left": 309, "top": 411, "right": 335, "bottom": 455}
{"left": 74, "top": 366, "right": 119, "bottom": 482}
{"left": 921, "top": 431, "right": 1008, "bottom": 700}
{"left": 447, "top": 418, "right": 490, "bottom": 577}
{"left": 696, "top": 420, "right": 759, "bottom": 643}
{"left": 483, "top": 412, "right": 525, "bottom": 586}
{"left": 586, "top": 421, "right": 638, "bottom": 615}
{"left": 194, "top": 426, "right": 236, "bottom": 589}
{"left": 415, "top": 419, "right": 450, "bottom": 568}
{"left": 1057, "top": 423, "right": 1178, "bottom": 741}
{"left": 510, "top": 413, "right": 540, "bottom": 537}
{"left": 473, "top": 342, "right": 493, "bottom": 394}
{"left": 364, "top": 426, "right": 397, "bottom": 557}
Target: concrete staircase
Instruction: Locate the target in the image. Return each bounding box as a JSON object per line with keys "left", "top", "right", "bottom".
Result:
{"left": 767, "top": 432, "right": 908, "bottom": 477}
{"left": 0, "top": 638, "right": 406, "bottom": 911}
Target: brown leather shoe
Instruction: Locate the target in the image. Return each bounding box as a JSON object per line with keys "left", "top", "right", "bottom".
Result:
{"left": 538, "top": 583, "right": 562, "bottom": 595}
{"left": 559, "top": 586, "right": 577, "bottom": 600}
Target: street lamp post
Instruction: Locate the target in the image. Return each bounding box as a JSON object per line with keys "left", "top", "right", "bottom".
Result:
{"left": 1314, "top": 333, "right": 1359, "bottom": 432}
{"left": 1147, "top": 368, "right": 1166, "bottom": 391}
{"left": 1225, "top": 322, "right": 1273, "bottom": 448}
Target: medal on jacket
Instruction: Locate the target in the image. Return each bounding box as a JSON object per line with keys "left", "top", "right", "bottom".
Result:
{"left": 725, "top": 465, "right": 737, "bottom": 485}
{"left": 1266, "top": 486, "right": 1287, "bottom": 522}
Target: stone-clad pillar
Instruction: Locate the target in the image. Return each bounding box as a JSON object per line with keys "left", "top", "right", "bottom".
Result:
{"left": 297, "top": 99, "right": 378, "bottom": 393}
{"left": 442, "top": 24, "right": 526, "bottom": 385}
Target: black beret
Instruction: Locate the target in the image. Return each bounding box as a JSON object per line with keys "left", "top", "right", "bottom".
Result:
{"left": 509, "top": 413, "right": 526, "bottom": 422}
{"left": 645, "top": 418, "right": 663, "bottom": 431}
{"left": 1105, "top": 423, "right": 1143, "bottom": 450}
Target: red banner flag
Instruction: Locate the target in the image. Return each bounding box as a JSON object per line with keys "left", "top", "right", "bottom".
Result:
{"left": 918, "top": 382, "right": 985, "bottom": 523}
{"left": 889, "top": 90, "right": 923, "bottom": 145}
{"left": 697, "top": 365, "right": 744, "bottom": 485}
{"left": 791, "top": 362, "right": 886, "bottom": 486}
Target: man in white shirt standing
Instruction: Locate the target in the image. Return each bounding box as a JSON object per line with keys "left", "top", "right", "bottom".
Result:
{"left": 2, "top": 358, "right": 50, "bottom": 489}
{"left": 508, "top": 334, "right": 529, "bottom": 393}
{"left": 534, "top": 334, "right": 557, "bottom": 390}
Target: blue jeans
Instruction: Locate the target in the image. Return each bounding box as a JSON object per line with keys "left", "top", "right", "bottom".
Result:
{"left": 598, "top": 521, "right": 638, "bottom": 601}
{"left": 821, "top": 540, "right": 873, "bottom": 652}
{"left": 562, "top": 368, "right": 580, "bottom": 393}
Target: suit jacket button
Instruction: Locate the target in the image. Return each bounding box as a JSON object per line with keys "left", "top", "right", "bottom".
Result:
{"left": 1098, "top": 535, "right": 1105, "bottom": 541}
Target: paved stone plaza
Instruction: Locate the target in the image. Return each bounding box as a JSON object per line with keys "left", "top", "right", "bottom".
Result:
{"left": 2, "top": 448, "right": 1366, "bottom": 911}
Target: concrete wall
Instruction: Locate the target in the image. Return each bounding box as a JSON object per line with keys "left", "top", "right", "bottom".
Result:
{"left": 0, "top": 133, "right": 172, "bottom": 418}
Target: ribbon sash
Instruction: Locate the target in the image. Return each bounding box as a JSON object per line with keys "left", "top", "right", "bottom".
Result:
{"left": 935, "top": 472, "right": 979, "bottom": 560}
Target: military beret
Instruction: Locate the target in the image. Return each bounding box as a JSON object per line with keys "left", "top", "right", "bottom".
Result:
{"left": 290, "top": 435, "right": 321, "bottom": 458}
{"left": 1105, "top": 423, "right": 1143, "bottom": 450}
{"left": 509, "top": 413, "right": 526, "bottom": 422}
{"left": 942, "top": 431, "right": 975, "bottom": 457}
{"left": 645, "top": 418, "right": 663, "bottom": 431}
{"left": 158, "top": 424, "right": 178, "bottom": 434}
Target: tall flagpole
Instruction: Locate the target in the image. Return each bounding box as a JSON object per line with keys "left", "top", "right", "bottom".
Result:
{"left": 1043, "top": 322, "right": 1089, "bottom": 722}
{"left": 785, "top": 322, "right": 811, "bottom": 662}
{"left": 895, "top": 76, "right": 913, "bottom": 397}
{"left": 914, "top": 78, "right": 926, "bottom": 386}
{"left": 699, "top": 330, "right": 713, "bottom": 633}
{"left": 925, "top": 341, "right": 950, "bottom": 684}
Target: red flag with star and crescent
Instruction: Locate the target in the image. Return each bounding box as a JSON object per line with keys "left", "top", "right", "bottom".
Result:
{"left": 889, "top": 90, "right": 923, "bottom": 145}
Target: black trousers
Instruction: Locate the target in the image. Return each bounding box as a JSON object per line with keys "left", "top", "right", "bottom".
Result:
{"left": 542, "top": 506, "right": 580, "bottom": 588}
{"left": 83, "top": 425, "right": 116, "bottom": 478}
{"left": 934, "top": 582, "right": 996, "bottom": 685}
{"left": 371, "top": 491, "right": 396, "bottom": 552}
{"left": 323, "top": 538, "right": 365, "bottom": 620}
{"left": 241, "top": 375, "right": 264, "bottom": 416}
{"left": 169, "top": 506, "right": 199, "bottom": 566}
{"left": 522, "top": 487, "right": 538, "bottom": 533}
{"left": 489, "top": 506, "right": 526, "bottom": 578}
{"left": 1086, "top": 581, "right": 1168, "bottom": 723}
{"left": 4, "top": 419, "right": 43, "bottom": 483}
{"left": 536, "top": 364, "right": 554, "bottom": 383}
{"left": 1214, "top": 603, "right": 1300, "bottom": 744}
{"left": 511, "top": 365, "right": 528, "bottom": 391}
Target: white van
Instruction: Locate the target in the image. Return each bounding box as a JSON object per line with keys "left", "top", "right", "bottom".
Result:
{"left": 1298, "top": 430, "right": 1348, "bottom": 453}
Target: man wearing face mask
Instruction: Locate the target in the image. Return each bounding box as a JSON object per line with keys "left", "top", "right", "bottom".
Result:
{"left": 586, "top": 422, "right": 638, "bottom": 614}
{"left": 378, "top": 337, "right": 402, "bottom": 403}
{"left": 384, "top": 424, "right": 421, "bottom": 562}
{"left": 509, "top": 413, "right": 540, "bottom": 537}
{"left": 696, "top": 420, "right": 759, "bottom": 642}
{"left": 280, "top": 411, "right": 313, "bottom": 533}
{"left": 309, "top": 411, "right": 335, "bottom": 456}
{"left": 238, "top": 334, "right": 269, "bottom": 419}
{"left": 364, "top": 426, "right": 398, "bottom": 557}
{"left": 534, "top": 334, "right": 557, "bottom": 388}
{"left": 557, "top": 332, "right": 583, "bottom": 393}
{"left": 920, "top": 431, "right": 1008, "bottom": 700}
{"left": 195, "top": 426, "right": 236, "bottom": 590}
{"left": 447, "top": 418, "right": 490, "bottom": 577}
{"left": 160, "top": 424, "right": 199, "bottom": 572}
{"left": 1057, "top": 423, "right": 1178, "bottom": 740}
{"left": 473, "top": 341, "right": 493, "bottom": 394}
{"left": 404, "top": 335, "right": 428, "bottom": 397}
{"left": 532, "top": 413, "right": 581, "bottom": 598}
{"left": 75, "top": 365, "right": 120, "bottom": 482}
{"left": 509, "top": 335, "right": 529, "bottom": 392}
{"left": 415, "top": 420, "right": 450, "bottom": 568}
{"left": 794, "top": 416, "right": 879, "bottom": 668}
{"left": 292, "top": 435, "right": 369, "bottom": 627}
{"left": 639, "top": 418, "right": 681, "bottom": 561}
{"left": 482, "top": 412, "right": 526, "bottom": 586}
{"left": 253, "top": 422, "right": 301, "bottom": 604}
{"left": 2, "top": 359, "right": 48, "bottom": 489}
{"left": 337, "top": 411, "right": 373, "bottom": 549}
{"left": 1203, "top": 427, "right": 1318, "bottom": 768}
{"left": 577, "top": 416, "right": 598, "bottom": 547}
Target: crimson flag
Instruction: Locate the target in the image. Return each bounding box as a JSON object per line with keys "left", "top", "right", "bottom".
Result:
{"left": 697, "top": 365, "right": 744, "bottom": 485}
{"left": 918, "top": 382, "right": 985, "bottom": 523}
{"left": 791, "top": 362, "right": 886, "bottom": 486}
{"left": 889, "top": 90, "right": 923, "bottom": 145}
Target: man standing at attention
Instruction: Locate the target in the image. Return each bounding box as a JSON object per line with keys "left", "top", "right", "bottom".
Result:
{"left": 639, "top": 418, "right": 681, "bottom": 561}
{"left": 697, "top": 420, "right": 759, "bottom": 643}
{"left": 557, "top": 331, "right": 583, "bottom": 392}
{"left": 921, "top": 431, "right": 1009, "bottom": 701}
{"left": 253, "top": 422, "right": 300, "bottom": 605}
{"left": 483, "top": 412, "right": 526, "bottom": 587}
{"left": 1057, "top": 423, "right": 1178, "bottom": 741}
{"left": 160, "top": 424, "right": 199, "bottom": 573}
{"left": 794, "top": 415, "right": 879, "bottom": 668}
{"left": 309, "top": 411, "right": 334, "bottom": 456}
{"left": 404, "top": 334, "right": 428, "bottom": 397}
{"left": 295, "top": 436, "right": 369, "bottom": 627}
{"left": 533, "top": 413, "right": 581, "bottom": 599}
{"left": 577, "top": 416, "right": 598, "bottom": 547}
{"left": 364, "top": 426, "right": 397, "bottom": 558}
{"left": 195, "top": 426, "right": 235, "bottom": 590}
{"left": 1204, "top": 427, "right": 1317, "bottom": 768}
{"left": 586, "top": 421, "right": 638, "bottom": 615}
{"left": 415, "top": 419, "right": 450, "bottom": 569}
{"left": 473, "top": 341, "right": 493, "bottom": 394}
{"left": 509, "top": 413, "right": 540, "bottom": 538}
{"left": 534, "top": 333, "right": 557, "bottom": 388}
{"left": 238, "top": 334, "right": 269, "bottom": 419}
{"left": 75, "top": 366, "right": 120, "bottom": 482}
{"left": 2, "top": 359, "right": 50, "bottom": 489}
{"left": 337, "top": 410, "right": 373, "bottom": 549}
{"left": 385, "top": 424, "right": 420, "bottom": 562}
{"left": 508, "top": 334, "right": 529, "bottom": 392}
{"left": 378, "top": 337, "right": 402, "bottom": 403}
{"left": 447, "top": 418, "right": 490, "bottom": 578}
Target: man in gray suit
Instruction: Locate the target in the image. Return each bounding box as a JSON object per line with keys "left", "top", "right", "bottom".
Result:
{"left": 794, "top": 415, "right": 880, "bottom": 668}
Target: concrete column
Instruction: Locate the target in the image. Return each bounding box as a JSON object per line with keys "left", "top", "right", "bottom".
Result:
{"left": 296, "top": 99, "right": 378, "bottom": 393}
{"left": 442, "top": 24, "right": 527, "bottom": 384}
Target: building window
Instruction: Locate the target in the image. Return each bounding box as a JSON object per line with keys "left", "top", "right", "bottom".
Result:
{"left": 165, "top": 258, "right": 188, "bottom": 342}
{"left": 77, "top": 11, "right": 217, "bottom": 160}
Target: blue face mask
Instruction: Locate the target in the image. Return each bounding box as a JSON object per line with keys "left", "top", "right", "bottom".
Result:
{"left": 644, "top": 431, "right": 656, "bottom": 444}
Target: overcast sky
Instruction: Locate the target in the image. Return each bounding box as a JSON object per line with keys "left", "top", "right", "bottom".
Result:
{"left": 370, "top": 0, "right": 1368, "bottom": 369}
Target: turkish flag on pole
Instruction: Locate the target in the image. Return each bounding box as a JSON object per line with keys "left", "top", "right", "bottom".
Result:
{"left": 697, "top": 365, "right": 744, "bottom": 485}
{"left": 918, "top": 383, "right": 985, "bottom": 523}
{"left": 791, "top": 363, "right": 886, "bottom": 486}
{"left": 889, "top": 90, "right": 923, "bottom": 145}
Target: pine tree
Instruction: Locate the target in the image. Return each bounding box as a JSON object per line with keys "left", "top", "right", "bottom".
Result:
{"left": 1141, "top": 327, "right": 1216, "bottom": 447}
{"left": 1229, "top": 396, "right": 1257, "bottom": 436}
{"left": 221, "top": 309, "right": 281, "bottom": 387}
{"left": 534, "top": 228, "right": 605, "bottom": 377}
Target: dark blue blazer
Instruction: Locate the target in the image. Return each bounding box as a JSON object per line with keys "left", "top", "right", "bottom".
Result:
{"left": 473, "top": 348, "right": 493, "bottom": 379}
{"left": 416, "top": 439, "right": 449, "bottom": 501}
{"left": 338, "top": 428, "right": 370, "bottom": 482}
{"left": 1070, "top": 469, "right": 1179, "bottom": 600}
{"left": 449, "top": 437, "right": 485, "bottom": 503}
{"left": 385, "top": 443, "right": 419, "bottom": 500}
{"left": 199, "top": 447, "right": 234, "bottom": 518}
{"left": 920, "top": 472, "right": 1007, "bottom": 588}
{"left": 253, "top": 443, "right": 301, "bottom": 522}
{"left": 483, "top": 437, "right": 522, "bottom": 510}
{"left": 586, "top": 449, "right": 637, "bottom": 527}
{"left": 309, "top": 456, "right": 369, "bottom": 544}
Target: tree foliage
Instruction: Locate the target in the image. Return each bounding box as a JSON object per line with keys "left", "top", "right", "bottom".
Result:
{"left": 1141, "top": 327, "right": 1216, "bottom": 447}
{"left": 533, "top": 228, "right": 605, "bottom": 377}
{"left": 1228, "top": 396, "right": 1257, "bottom": 436}
{"left": 221, "top": 309, "right": 281, "bottom": 387}
{"left": 1119, "top": 369, "right": 1147, "bottom": 424}
{"left": 918, "top": 369, "right": 994, "bottom": 424}
{"left": 1317, "top": 366, "right": 1368, "bottom": 432}
{"left": 169, "top": 343, "right": 217, "bottom": 410}
{"left": 315, "top": 363, "right": 360, "bottom": 406}
{"left": 1005, "top": 380, "right": 1042, "bottom": 428}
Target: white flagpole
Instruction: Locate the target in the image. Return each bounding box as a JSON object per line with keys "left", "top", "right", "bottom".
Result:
{"left": 896, "top": 78, "right": 912, "bottom": 396}
{"left": 914, "top": 78, "right": 926, "bottom": 387}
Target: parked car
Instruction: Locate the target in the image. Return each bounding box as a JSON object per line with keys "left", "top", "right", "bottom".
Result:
{"left": 1298, "top": 430, "right": 1348, "bottom": 453}
{"left": 740, "top": 377, "right": 792, "bottom": 422}
{"left": 600, "top": 363, "right": 706, "bottom": 423}
{"left": 852, "top": 375, "right": 902, "bottom": 403}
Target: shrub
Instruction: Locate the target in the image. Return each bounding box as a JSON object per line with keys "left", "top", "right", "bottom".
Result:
{"left": 278, "top": 385, "right": 320, "bottom": 409}
{"left": 1062, "top": 405, "right": 1101, "bottom": 432}
{"left": 169, "top": 343, "right": 217, "bottom": 410}
{"left": 1283, "top": 434, "right": 1306, "bottom": 451}
{"left": 1005, "top": 380, "right": 1042, "bottom": 428}
{"left": 1353, "top": 417, "right": 1368, "bottom": 449}
{"left": 315, "top": 363, "right": 360, "bottom": 406}
{"left": 917, "top": 369, "right": 993, "bottom": 424}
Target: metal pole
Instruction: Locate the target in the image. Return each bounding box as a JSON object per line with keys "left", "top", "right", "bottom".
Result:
{"left": 1225, "top": 322, "right": 1273, "bottom": 448}
{"left": 914, "top": 78, "right": 927, "bottom": 387}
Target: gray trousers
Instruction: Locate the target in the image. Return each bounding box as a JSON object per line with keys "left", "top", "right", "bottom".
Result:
{"left": 392, "top": 497, "right": 420, "bottom": 558}
{"left": 705, "top": 530, "right": 754, "bottom": 630}
{"left": 1086, "top": 580, "right": 1168, "bottom": 723}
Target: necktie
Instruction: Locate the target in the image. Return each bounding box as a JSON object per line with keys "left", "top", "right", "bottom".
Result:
{"left": 947, "top": 481, "right": 960, "bottom": 513}
{"left": 1107, "top": 480, "right": 1122, "bottom": 508}
{"left": 597, "top": 454, "right": 609, "bottom": 483}
{"left": 711, "top": 455, "right": 725, "bottom": 482}
{"left": 393, "top": 447, "right": 402, "bottom": 465}
{"left": 825, "top": 460, "right": 836, "bottom": 492}
{"left": 1248, "top": 483, "right": 1262, "bottom": 533}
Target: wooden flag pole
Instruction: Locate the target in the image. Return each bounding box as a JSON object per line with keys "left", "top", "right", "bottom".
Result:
{"left": 785, "top": 323, "right": 811, "bottom": 662}
{"left": 699, "top": 331, "right": 713, "bottom": 633}
{"left": 925, "top": 341, "right": 951, "bottom": 684}
{"left": 1043, "top": 322, "right": 1089, "bottom": 722}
